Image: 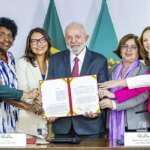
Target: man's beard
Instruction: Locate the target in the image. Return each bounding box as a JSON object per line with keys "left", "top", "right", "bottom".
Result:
{"left": 67, "top": 44, "right": 86, "bottom": 55}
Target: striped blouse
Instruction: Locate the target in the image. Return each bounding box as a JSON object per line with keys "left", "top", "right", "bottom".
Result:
{"left": 0, "top": 51, "right": 18, "bottom": 133}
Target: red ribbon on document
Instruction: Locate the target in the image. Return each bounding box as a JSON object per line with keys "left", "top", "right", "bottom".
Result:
{"left": 67, "top": 78, "right": 73, "bottom": 115}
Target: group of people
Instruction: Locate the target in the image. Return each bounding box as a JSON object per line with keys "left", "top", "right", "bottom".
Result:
{"left": 0, "top": 18, "right": 47, "bottom": 136}
{"left": 99, "top": 27, "right": 150, "bottom": 147}
{"left": 0, "top": 17, "right": 108, "bottom": 142}
{"left": 1, "top": 16, "right": 150, "bottom": 148}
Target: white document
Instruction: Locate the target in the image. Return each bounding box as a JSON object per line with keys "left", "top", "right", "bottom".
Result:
{"left": 41, "top": 75, "right": 100, "bottom": 117}
{"left": 41, "top": 78, "right": 70, "bottom": 117}
{"left": 70, "top": 75, "right": 100, "bottom": 115}
{"left": 125, "top": 132, "right": 150, "bottom": 147}
{"left": 0, "top": 133, "right": 26, "bottom": 147}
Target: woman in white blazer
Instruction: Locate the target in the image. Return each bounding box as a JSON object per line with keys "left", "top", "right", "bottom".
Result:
{"left": 16, "top": 28, "right": 51, "bottom": 142}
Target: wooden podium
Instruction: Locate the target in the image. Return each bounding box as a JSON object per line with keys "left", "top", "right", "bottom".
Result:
{"left": 0, "top": 138, "right": 149, "bottom": 150}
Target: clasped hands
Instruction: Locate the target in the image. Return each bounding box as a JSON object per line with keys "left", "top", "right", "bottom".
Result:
{"left": 98, "top": 82, "right": 115, "bottom": 110}
{"left": 22, "top": 89, "right": 43, "bottom": 115}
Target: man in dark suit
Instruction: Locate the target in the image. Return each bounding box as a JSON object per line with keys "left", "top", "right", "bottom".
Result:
{"left": 48, "top": 22, "right": 108, "bottom": 138}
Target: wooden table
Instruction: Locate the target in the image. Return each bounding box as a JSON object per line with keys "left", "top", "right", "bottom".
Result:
{"left": 0, "top": 138, "right": 150, "bottom": 150}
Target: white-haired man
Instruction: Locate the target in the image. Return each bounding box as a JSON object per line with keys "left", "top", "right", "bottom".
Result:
{"left": 48, "top": 22, "right": 108, "bottom": 138}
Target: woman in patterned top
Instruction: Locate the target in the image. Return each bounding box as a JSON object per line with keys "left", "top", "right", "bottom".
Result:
{"left": 0, "top": 17, "right": 20, "bottom": 132}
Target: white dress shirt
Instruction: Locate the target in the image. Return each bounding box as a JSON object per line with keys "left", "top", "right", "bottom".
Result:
{"left": 70, "top": 47, "right": 86, "bottom": 74}
{"left": 126, "top": 74, "right": 150, "bottom": 89}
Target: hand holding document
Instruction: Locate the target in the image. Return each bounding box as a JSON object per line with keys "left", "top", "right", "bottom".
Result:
{"left": 21, "top": 89, "right": 39, "bottom": 101}
{"left": 41, "top": 75, "right": 100, "bottom": 118}
{"left": 31, "top": 100, "right": 44, "bottom": 115}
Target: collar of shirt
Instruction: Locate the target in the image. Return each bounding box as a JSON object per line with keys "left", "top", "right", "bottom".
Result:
{"left": 70, "top": 47, "right": 86, "bottom": 73}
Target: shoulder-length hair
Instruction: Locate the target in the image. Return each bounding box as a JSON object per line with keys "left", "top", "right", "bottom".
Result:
{"left": 114, "top": 33, "right": 142, "bottom": 59}
{"left": 24, "top": 27, "right": 51, "bottom": 67}
{"left": 140, "top": 26, "right": 150, "bottom": 65}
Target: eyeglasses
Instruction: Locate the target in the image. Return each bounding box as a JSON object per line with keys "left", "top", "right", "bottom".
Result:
{"left": 30, "top": 36, "right": 46, "bottom": 45}
{"left": 121, "top": 45, "right": 138, "bottom": 51}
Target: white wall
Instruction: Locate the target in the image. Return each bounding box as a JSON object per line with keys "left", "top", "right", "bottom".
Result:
{"left": 1, "top": 0, "right": 150, "bottom": 59}
{"left": 108, "top": 0, "right": 150, "bottom": 39}
{"left": 0, "top": 0, "right": 49, "bottom": 59}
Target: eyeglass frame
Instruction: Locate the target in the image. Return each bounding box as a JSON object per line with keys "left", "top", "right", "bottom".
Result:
{"left": 121, "top": 45, "right": 138, "bottom": 51}
{"left": 30, "top": 36, "right": 47, "bottom": 46}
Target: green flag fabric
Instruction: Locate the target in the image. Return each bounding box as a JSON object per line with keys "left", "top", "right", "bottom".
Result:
{"left": 43, "top": 0, "right": 66, "bottom": 50}
{"left": 89, "top": 0, "right": 118, "bottom": 59}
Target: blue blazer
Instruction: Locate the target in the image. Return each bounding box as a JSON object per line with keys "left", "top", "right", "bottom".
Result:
{"left": 47, "top": 48, "right": 108, "bottom": 135}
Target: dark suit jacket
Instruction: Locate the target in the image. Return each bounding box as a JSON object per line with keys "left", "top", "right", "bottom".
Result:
{"left": 47, "top": 48, "right": 108, "bottom": 136}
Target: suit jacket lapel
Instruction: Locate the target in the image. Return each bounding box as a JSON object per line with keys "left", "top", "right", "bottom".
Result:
{"left": 80, "top": 49, "right": 91, "bottom": 76}
{"left": 64, "top": 50, "right": 72, "bottom": 76}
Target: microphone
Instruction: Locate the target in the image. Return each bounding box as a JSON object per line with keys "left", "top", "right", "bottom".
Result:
{"left": 50, "top": 137, "right": 81, "bottom": 144}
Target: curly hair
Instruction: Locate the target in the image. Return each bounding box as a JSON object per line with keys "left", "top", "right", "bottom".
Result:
{"left": 0, "top": 17, "right": 18, "bottom": 39}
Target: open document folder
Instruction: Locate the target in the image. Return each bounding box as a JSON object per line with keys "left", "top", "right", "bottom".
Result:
{"left": 40, "top": 75, "right": 100, "bottom": 117}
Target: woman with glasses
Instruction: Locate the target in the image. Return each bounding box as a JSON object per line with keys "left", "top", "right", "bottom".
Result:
{"left": 0, "top": 18, "right": 42, "bottom": 134}
{"left": 16, "top": 27, "right": 52, "bottom": 142}
{"left": 99, "top": 34, "right": 150, "bottom": 147}
{"left": 99, "top": 27, "right": 150, "bottom": 112}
